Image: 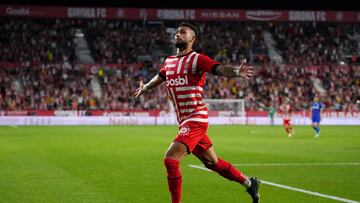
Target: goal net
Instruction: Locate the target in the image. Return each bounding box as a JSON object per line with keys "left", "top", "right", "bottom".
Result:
{"left": 203, "top": 99, "right": 245, "bottom": 117}
{"left": 165, "top": 99, "right": 246, "bottom": 125}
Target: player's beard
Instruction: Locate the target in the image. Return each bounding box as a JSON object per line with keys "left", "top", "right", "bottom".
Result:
{"left": 175, "top": 41, "right": 188, "bottom": 51}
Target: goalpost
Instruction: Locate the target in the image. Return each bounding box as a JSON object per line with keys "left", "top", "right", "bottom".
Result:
{"left": 203, "top": 99, "right": 246, "bottom": 117}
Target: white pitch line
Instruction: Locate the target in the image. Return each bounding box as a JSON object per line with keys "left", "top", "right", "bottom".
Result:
{"left": 188, "top": 165, "right": 360, "bottom": 203}
{"left": 188, "top": 164, "right": 212, "bottom": 171}
{"left": 232, "top": 162, "right": 360, "bottom": 167}
{"left": 9, "top": 125, "right": 18, "bottom": 128}
{"left": 190, "top": 162, "right": 360, "bottom": 167}
{"left": 260, "top": 180, "right": 360, "bottom": 203}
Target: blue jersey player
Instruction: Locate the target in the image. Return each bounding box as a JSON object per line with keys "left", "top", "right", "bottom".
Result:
{"left": 310, "top": 96, "right": 324, "bottom": 138}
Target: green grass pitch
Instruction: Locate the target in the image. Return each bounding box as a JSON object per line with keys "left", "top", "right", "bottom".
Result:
{"left": 0, "top": 125, "right": 359, "bottom": 203}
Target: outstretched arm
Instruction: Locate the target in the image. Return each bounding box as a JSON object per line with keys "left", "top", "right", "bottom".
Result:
{"left": 134, "top": 74, "right": 164, "bottom": 99}
{"left": 212, "top": 60, "right": 254, "bottom": 79}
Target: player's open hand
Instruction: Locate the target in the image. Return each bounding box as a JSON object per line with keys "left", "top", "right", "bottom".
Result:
{"left": 134, "top": 80, "right": 145, "bottom": 99}
{"left": 236, "top": 59, "right": 254, "bottom": 79}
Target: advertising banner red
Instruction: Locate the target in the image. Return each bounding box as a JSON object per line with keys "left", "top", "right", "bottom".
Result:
{"left": 0, "top": 62, "right": 144, "bottom": 70}
{"left": 1, "top": 5, "right": 360, "bottom": 22}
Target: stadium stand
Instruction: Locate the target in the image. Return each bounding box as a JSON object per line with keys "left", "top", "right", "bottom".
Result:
{"left": 0, "top": 18, "right": 359, "bottom": 111}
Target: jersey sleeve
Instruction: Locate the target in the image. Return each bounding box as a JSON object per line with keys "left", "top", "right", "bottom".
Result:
{"left": 158, "top": 64, "right": 166, "bottom": 81}
{"left": 196, "top": 54, "right": 220, "bottom": 73}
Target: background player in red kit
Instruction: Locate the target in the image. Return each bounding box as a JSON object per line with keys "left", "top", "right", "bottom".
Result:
{"left": 281, "top": 98, "right": 294, "bottom": 137}
{"left": 134, "top": 22, "right": 260, "bottom": 203}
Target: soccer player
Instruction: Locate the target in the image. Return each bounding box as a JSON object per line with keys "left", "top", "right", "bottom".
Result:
{"left": 134, "top": 22, "right": 260, "bottom": 203}
{"left": 310, "top": 96, "right": 324, "bottom": 138}
{"left": 281, "top": 99, "right": 294, "bottom": 137}
{"left": 260, "top": 102, "right": 276, "bottom": 126}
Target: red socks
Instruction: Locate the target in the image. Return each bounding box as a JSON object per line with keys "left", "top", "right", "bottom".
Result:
{"left": 210, "top": 157, "right": 246, "bottom": 184}
{"left": 164, "top": 157, "right": 247, "bottom": 203}
{"left": 164, "top": 158, "right": 182, "bottom": 203}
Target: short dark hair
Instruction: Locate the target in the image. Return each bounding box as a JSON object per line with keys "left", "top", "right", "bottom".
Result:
{"left": 179, "top": 22, "right": 198, "bottom": 38}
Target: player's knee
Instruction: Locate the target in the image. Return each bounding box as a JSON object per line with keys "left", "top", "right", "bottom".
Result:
{"left": 165, "top": 151, "right": 179, "bottom": 160}
{"left": 164, "top": 150, "right": 185, "bottom": 161}
{"left": 164, "top": 145, "right": 187, "bottom": 161}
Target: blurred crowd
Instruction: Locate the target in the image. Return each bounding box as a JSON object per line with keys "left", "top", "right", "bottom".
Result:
{"left": 205, "top": 64, "right": 360, "bottom": 111}
{"left": 0, "top": 18, "right": 359, "bottom": 112}
{"left": 0, "top": 64, "right": 92, "bottom": 111}
{"left": 1, "top": 63, "right": 359, "bottom": 112}
{"left": 0, "top": 18, "right": 76, "bottom": 64}
{"left": 195, "top": 22, "right": 268, "bottom": 64}
{"left": 84, "top": 20, "right": 170, "bottom": 64}
{"left": 269, "top": 22, "right": 359, "bottom": 65}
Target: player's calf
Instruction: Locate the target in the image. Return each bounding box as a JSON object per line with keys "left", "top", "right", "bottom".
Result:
{"left": 164, "top": 158, "right": 182, "bottom": 203}
{"left": 284, "top": 125, "right": 292, "bottom": 137}
{"left": 205, "top": 157, "right": 251, "bottom": 188}
{"left": 204, "top": 157, "right": 260, "bottom": 202}
{"left": 163, "top": 142, "right": 188, "bottom": 203}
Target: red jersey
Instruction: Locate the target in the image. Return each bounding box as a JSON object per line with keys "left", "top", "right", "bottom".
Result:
{"left": 158, "top": 51, "right": 220, "bottom": 126}
{"left": 281, "top": 103, "right": 292, "bottom": 120}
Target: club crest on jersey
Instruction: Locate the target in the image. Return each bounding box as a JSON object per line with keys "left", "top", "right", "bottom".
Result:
{"left": 166, "top": 76, "right": 188, "bottom": 86}
{"left": 179, "top": 126, "right": 190, "bottom": 135}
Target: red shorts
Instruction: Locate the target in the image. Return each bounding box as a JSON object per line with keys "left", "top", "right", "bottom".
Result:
{"left": 283, "top": 119, "right": 291, "bottom": 125}
{"left": 174, "top": 121, "right": 212, "bottom": 155}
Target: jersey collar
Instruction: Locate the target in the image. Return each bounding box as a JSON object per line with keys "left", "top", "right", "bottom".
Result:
{"left": 176, "top": 50, "right": 194, "bottom": 58}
